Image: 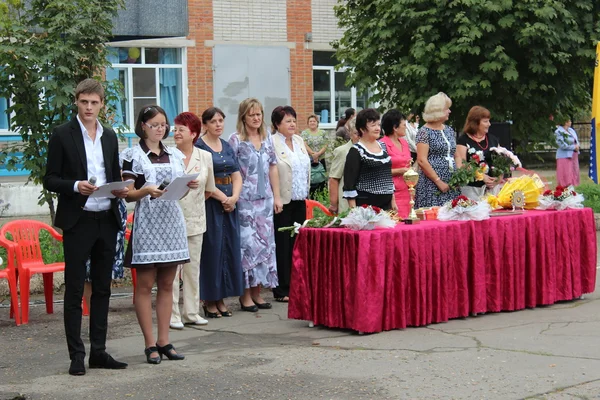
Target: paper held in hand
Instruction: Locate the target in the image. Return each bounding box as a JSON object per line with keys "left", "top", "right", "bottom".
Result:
{"left": 89, "top": 180, "right": 135, "bottom": 198}
{"left": 156, "top": 173, "right": 199, "bottom": 201}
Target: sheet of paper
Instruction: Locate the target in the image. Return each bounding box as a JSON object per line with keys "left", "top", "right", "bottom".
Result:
{"left": 89, "top": 180, "right": 134, "bottom": 198}
{"left": 157, "top": 173, "right": 199, "bottom": 201}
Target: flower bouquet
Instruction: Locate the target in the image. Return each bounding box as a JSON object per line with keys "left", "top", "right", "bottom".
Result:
{"left": 488, "top": 146, "right": 522, "bottom": 178}
{"left": 496, "top": 174, "right": 544, "bottom": 209}
{"left": 437, "top": 195, "right": 492, "bottom": 221}
{"left": 537, "top": 186, "right": 584, "bottom": 210}
{"left": 340, "top": 204, "right": 397, "bottom": 230}
{"left": 277, "top": 205, "right": 396, "bottom": 236}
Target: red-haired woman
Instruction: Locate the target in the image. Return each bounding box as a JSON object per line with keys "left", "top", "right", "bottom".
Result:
{"left": 455, "top": 106, "right": 501, "bottom": 200}
{"left": 170, "top": 112, "right": 216, "bottom": 329}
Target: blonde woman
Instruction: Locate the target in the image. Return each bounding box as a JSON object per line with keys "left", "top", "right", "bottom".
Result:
{"left": 414, "top": 92, "right": 460, "bottom": 208}
{"left": 228, "top": 98, "right": 282, "bottom": 312}
{"left": 170, "top": 112, "right": 216, "bottom": 330}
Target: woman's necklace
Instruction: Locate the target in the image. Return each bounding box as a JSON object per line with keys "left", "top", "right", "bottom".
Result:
{"left": 471, "top": 134, "right": 488, "bottom": 150}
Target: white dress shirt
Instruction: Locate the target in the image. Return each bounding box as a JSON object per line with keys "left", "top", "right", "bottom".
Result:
{"left": 73, "top": 115, "right": 111, "bottom": 211}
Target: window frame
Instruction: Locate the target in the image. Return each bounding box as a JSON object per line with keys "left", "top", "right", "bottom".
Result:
{"left": 107, "top": 45, "right": 188, "bottom": 131}
{"left": 312, "top": 64, "right": 362, "bottom": 130}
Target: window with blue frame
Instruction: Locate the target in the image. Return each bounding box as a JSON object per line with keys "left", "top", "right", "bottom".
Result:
{"left": 0, "top": 97, "right": 9, "bottom": 130}
{"left": 107, "top": 47, "right": 185, "bottom": 130}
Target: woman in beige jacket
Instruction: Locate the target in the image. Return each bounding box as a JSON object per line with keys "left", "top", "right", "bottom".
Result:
{"left": 271, "top": 106, "right": 310, "bottom": 302}
{"left": 170, "top": 112, "right": 216, "bottom": 329}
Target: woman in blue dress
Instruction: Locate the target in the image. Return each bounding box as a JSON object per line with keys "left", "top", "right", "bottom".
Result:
{"left": 196, "top": 107, "right": 244, "bottom": 318}
{"left": 415, "top": 92, "right": 460, "bottom": 208}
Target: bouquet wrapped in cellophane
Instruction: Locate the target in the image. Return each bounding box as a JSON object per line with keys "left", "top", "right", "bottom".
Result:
{"left": 437, "top": 195, "right": 492, "bottom": 221}
{"left": 495, "top": 174, "right": 544, "bottom": 209}
{"left": 537, "top": 186, "right": 584, "bottom": 210}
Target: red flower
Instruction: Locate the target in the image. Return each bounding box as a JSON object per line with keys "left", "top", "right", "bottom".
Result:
{"left": 571, "top": 191, "right": 577, "bottom": 196}
{"left": 372, "top": 206, "right": 382, "bottom": 214}
{"left": 553, "top": 190, "right": 563, "bottom": 198}
{"left": 543, "top": 190, "right": 552, "bottom": 196}
{"left": 451, "top": 198, "right": 459, "bottom": 208}
{"left": 361, "top": 204, "right": 369, "bottom": 209}
{"left": 472, "top": 155, "right": 480, "bottom": 162}
{"left": 456, "top": 195, "right": 469, "bottom": 202}
{"left": 555, "top": 185, "right": 565, "bottom": 191}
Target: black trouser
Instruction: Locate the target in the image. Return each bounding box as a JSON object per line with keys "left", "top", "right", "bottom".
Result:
{"left": 62, "top": 211, "right": 118, "bottom": 360}
{"left": 273, "top": 200, "right": 306, "bottom": 298}
{"left": 356, "top": 191, "right": 393, "bottom": 210}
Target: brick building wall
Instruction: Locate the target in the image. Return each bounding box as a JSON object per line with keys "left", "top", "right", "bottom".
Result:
{"left": 287, "top": 0, "right": 313, "bottom": 130}
{"left": 213, "top": 0, "right": 287, "bottom": 41}
{"left": 187, "top": 1, "right": 214, "bottom": 116}
{"left": 311, "top": 0, "right": 343, "bottom": 44}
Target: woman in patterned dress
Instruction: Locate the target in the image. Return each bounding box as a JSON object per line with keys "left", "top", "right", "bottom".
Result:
{"left": 414, "top": 92, "right": 460, "bottom": 208}
{"left": 121, "top": 105, "right": 193, "bottom": 364}
{"left": 196, "top": 107, "right": 244, "bottom": 318}
{"left": 343, "top": 108, "right": 397, "bottom": 210}
{"left": 228, "top": 98, "right": 282, "bottom": 312}
{"left": 301, "top": 114, "right": 329, "bottom": 197}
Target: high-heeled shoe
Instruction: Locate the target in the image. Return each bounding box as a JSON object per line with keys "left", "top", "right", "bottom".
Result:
{"left": 156, "top": 343, "right": 185, "bottom": 361}
{"left": 144, "top": 346, "right": 161, "bottom": 364}
{"left": 217, "top": 307, "right": 233, "bottom": 317}
{"left": 239, "top": 298, "right": 258, "bottom": 312}
{"left": 203, "top": 305, "right": 221, "bottom": 319}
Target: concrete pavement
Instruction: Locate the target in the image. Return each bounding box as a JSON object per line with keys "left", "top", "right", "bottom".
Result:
{"left": 0, "top": 274, "right": 599, "bottom": 400}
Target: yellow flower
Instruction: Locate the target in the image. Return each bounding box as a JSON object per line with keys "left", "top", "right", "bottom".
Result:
{"left": 475, "top": 170, "right": 484, "bottom": 181}
{"left": 487, "top": 195, "right": 499, "bottom": 209}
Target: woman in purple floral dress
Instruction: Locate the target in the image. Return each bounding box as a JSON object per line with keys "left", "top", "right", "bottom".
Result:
{"left": 229, "top": 98, "right": 283, "bottom": 312}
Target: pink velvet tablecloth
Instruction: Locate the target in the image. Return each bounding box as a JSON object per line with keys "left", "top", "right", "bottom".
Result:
{"left": 288, "top": 209, "right": 597, "bottom": 333}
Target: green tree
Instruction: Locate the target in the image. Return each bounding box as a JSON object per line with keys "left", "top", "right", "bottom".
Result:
{"left": 0, "top": 0, "right": 124, "bottom": 222}
{"left": 334, "top": 0, "right": 600, "bottom": 151}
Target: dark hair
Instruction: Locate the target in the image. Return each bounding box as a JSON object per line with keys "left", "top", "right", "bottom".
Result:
{"left": 134, "top": 105, "right": 170, "bottom": 140}
{"left": 355, "top": 108, "right": 380, "bottom": 137}
{"left": 336, "top": 107, "right": 356, "bottom": 129}
{"left": 271, "top": 105, "right": 297, "bottom": 132}
{"left": 201, "top": 107, "right": 226, "bottom": 125}
{"left": 75, "top": 78, "right": 105, "bottom": 101}
{"left": 381, "top": 109, "right": 405, "bottom": 136}
{"left": 174, "top": 112, "right": 202, "bottom": 144}
{"left": 463, "top": 106, "right": 491, "bottom": 136}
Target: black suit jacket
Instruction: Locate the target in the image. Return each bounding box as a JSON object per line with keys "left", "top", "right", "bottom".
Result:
{"left": 43, "top": 118, "right": 123, "bottom": 231}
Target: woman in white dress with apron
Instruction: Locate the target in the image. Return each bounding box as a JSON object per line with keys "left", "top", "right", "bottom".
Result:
{"left": 121, "top": 105, "right": 197, "bottom": 364}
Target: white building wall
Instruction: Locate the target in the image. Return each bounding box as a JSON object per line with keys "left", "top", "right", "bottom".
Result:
{"left": 311, "top": 0, "right": 343, "bottom": 45}
{"left": 213, "top": 0, "right": 287, "bottom": 42}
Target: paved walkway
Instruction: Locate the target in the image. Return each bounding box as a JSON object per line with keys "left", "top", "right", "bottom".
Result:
{"left": 0, "top": 270, "right": 599, "bottom": 400}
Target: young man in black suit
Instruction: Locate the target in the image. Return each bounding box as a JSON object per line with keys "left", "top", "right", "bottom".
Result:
{"left": 43, "top": 79, "right": 129, "bottom": 376}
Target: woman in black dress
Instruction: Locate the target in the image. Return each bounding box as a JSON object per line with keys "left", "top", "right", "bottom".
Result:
{"left": 455, "top": 105, "right": 501, "bottom": 200}
{"left": 343, "top": 108, "right": 397, "bottom": 210}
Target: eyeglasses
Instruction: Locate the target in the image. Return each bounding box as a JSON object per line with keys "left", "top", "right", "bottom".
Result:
{"left": 144, "top": 123, "right": 169, "bottom": 131}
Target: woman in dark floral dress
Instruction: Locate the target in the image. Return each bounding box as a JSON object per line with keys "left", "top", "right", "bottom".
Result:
{"left": 415, "top": 92, "right": 460, "bottom": 208}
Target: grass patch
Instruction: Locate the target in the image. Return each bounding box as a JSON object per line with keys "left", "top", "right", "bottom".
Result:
{"left": 575, "top": 183, "right": 600, "bottom": 213}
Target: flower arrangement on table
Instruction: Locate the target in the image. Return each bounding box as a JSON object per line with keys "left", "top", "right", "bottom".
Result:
{"left": 277, "top": 205, "right": 397, "bottom": 236}
{"left": 537, "top": 185, "right": 584, "bottom": 210}
{"left": 437, "top": 195, "right": 492, "bottom": 221}
{"left": 493, "top": 174, "right": 544, "bottom": 209}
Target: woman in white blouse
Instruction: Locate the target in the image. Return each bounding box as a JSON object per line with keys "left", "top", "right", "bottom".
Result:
{"left": 271, "top": 106, "right": 310, "bottom": 303}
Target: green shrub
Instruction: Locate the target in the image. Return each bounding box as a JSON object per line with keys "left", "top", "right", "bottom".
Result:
{"left": 575, "top": 183, "right": 600, "bottom": 213}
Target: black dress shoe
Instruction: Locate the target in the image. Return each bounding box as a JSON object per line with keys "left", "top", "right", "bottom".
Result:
{"left": 203, "top": 305, "right": 221, "bottom": 319}
{"left": 156, "top": 343, "right": 185, "bottom": 360}
{"left": 239, "top": 299, "right": 258, "bottom": 312}
{"left": 253, "top": 301, "right": 272, "bottom": 310}
{"left": 89, "top": 352, "right": 128, "bottom": 369}
{"left": 69, "top": 357, "right": 86, "bottom": 376}
{"left": 145, "top": 346, "right": 161, "bottom": 364}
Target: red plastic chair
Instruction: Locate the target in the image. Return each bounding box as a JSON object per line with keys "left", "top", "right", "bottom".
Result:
{"left": 125, "top": 212, "right": 137, "bottom": 303}
{"left": 0, "top": 241, "right": 21, "bottom": 325}
{"left": 305, "top": 199, "right": 334, "bottom": 219}
{"left": 0, "top": 220, "right": 66, "bottom": 325}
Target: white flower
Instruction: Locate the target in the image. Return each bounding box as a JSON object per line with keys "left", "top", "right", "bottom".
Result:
{"left": 468, "top": 146, "right": 476, "bottom": 154}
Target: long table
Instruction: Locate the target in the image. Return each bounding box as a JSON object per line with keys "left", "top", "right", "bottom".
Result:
{"left": 288, "top": 209, "right": 597, "bottom": 333}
